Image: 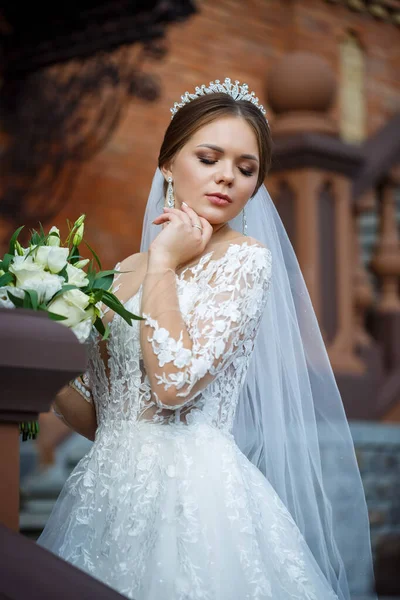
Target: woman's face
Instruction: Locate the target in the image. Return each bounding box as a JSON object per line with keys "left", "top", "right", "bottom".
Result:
{"left": 162, "top": 116, "right": 260, "bottom": 226}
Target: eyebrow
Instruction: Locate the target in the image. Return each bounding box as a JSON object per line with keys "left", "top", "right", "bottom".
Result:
{"left": 196, "top": 144, "right": 259, "bottom": 163}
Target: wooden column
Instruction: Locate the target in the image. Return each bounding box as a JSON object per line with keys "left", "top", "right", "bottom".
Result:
{"left": 353, "top": 190, "right": 375, "bottom": 348}
{"left": 328, "top": 175, "right": 364, "bottom": 373}
{"left": 370, "top": 177, "right": 400, "bottom": 313}
{"left": 0, "top": 425, "right": 20, "bottom": 531}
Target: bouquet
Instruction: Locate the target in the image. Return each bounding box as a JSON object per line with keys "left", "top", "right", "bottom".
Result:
{"left": 0, "top": 215, "right": 140, "bottom": 439}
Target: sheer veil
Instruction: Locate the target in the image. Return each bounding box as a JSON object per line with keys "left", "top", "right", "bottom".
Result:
{"left": 140, "top": 167, "right": 375, "bottom": 600}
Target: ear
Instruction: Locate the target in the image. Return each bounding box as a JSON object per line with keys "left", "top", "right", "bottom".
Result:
{"left": 160, "top": 164, "right": 172, "bottom": 181}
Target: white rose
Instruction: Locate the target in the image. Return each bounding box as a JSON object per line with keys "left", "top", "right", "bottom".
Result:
{"left": 20, "top": 272, "right": 63, "bottom": 304}
{"left": 0, "top": 286, "right": 24, "bottom": 309}
{"left": 66, "top": 263, "right": 89, "bottom": 288}
{"left": 71, "top": 316, "right": 93, "bottom": 343}
{"left": 48, "top": 226, "right": 61, "bottom": 247}
{"left": 47, "top": 289, "right": 91, "bottom": 327}
{"left": 35, "top": 246, "right": 69, "bottom": 274}
{"left": 9, "top": 256, "right": 62, "bottom": 302}
{"left": 10, "top": 254, "right": 44, "bottom": 284}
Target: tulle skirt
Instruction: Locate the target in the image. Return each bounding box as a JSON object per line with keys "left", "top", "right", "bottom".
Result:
{"left": 38, "top": 420, "right": 338, "bottom": 600}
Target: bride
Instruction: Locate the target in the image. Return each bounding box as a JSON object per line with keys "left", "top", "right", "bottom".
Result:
{"left": 38, "top": 79, "right": 375, "bottom": 600}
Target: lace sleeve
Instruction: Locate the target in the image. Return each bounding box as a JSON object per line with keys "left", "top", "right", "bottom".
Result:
{"left": 143, "top": 244, "right": 272, "bottom": 408}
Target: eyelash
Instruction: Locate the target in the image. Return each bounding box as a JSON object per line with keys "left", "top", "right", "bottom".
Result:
{"left": 199, "top": 157, "right": 254, "bottom": 177}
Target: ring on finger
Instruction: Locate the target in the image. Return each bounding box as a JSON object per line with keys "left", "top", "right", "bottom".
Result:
{"left": 192, "top": 224, "right": 203, "bottom": 232}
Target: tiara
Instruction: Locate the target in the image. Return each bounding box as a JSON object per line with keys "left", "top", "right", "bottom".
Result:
{"left": 170, "top": 77, "right": 267, "bottom": 120}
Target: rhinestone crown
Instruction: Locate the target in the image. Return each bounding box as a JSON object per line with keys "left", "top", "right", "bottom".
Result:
{"left": 170, "top": 77, "right": 267, "bottom": 120}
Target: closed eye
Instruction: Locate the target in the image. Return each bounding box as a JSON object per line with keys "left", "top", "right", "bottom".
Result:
{"left": 199, "top": 157, "right": 254, "bottom": 177}
{"left": 199, "top": 157, "right": 216, "bottom": 165}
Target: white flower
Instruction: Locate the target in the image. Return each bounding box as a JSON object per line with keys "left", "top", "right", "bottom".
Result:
{"left": 47, "top": 289, "right": 91, "bottom": 327}
{"left": 158, "top": 349, "right": 173, "bottom": 367}
{"left": 35, "top": 246, "right": 69, "bottom": 273}
{"left": 214, "top": 319, "right": 226, "bottom": 333}
{"left": 214, "top": 338, "right": 225, "bottom": 358}
{"left": 190, "top": 357, "right": 209, "bottom": 379}
{"left": 47, "top": 226, "right": 61, "bottom": 247}
{"left": 10, "top": 254, "right": 44, "bottom": 282}
{"left": 166, "top": 371, "right": 186, "bottom": 388}
{"left": 71, "top": 316, "right": 93, "bottom": 343}
{"left": 153, "top": 327, "right": 170, "bottom": 344}
{"left": 0, "top": 286, "right": 24, "bottom": 309}
{"left": 173, "top": 347, "right": 192, "bottom": 368}
{"left": 10, "top": 256, "right": 63, "bottom": 303}
{"left": 24, "top": 273, "right": 64, "bottom": 303}
{"left": 66, "top": 263, "right": 89, "bottom": 288}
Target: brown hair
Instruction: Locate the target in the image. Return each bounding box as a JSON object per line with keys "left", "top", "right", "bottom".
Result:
{"left": 158, "top": 93, "right": 272, "bottom": 196}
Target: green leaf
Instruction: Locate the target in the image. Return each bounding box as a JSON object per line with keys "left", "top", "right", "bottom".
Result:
{"left": 19, "top": 420, "right": 39, "bottom": 441}
{"left": 25, "top": 289, "right": 39, "bottom": 310}
{"left": 25, "top": 235, "right": 46, "bottom": 259}
{"left": 8, "top": 226, "right": 24, "bottom": 255}
{"left": 94, "top": 269, "right": 118, "bottom": 279}
{"left": 84, "top": 241, "right": 102, "bottom": 270}
{"left": 51, "top": 284, "right": 79, "bottom": 299}
{"left": 93, "top": 315, "right": 106, "bottom": 337}
{"left": 92, "top": 273, "right": 113, "bottom": 291}
{"left": 46, "top": 311, "right": 69, "bottom": 321}
{"left": 58, "top": 264, "right": 69, "bottom": 281}
{"left": 23, "top": 291, "right": 32, "bottom": 309}
{"left": 85, "top": 260, "right": 96, "bottom": 289}
{"left": 90, "top": 290, "right": 105, "bottom": 304}
{"left": 30, "top": 230, "right": 40, "bottom": 246}
{"left": 7, "top": 290, "right": 24, "bottom": 308}
{"left": 68, "top": 246, "right": 80, "bottom": 264}
{"left": 101, "top": 290, "right": 143, "bottom": 324}
{"left": 1, "top": 254, "right": 13, "bottom": 271}
{"left": 0, "top": 272, "right": 14, "bottom": 286}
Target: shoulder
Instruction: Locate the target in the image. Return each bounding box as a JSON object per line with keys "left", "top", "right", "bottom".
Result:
{"left": 225, "top": 236, "right": 271, "bottom": 265}
{"left": 208, "top": 237, "right": 271, "bottom": 289}
{"left": 113, "top": 251, "right": 149, "bottom": 291}
{"left": 118, "top": 251, "right": 148, "bottom": 273}
{"left": 118, "top": 252, "right": 147, "bottom": 271}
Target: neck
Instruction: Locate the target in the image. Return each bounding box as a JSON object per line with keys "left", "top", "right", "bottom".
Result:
{"left": 211, "top": 221, "right": 229, "bottom": 239}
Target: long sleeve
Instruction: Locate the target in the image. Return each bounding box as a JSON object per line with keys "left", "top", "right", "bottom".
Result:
{"left": 142, "top": 243, "right": 272, "bottom": 409}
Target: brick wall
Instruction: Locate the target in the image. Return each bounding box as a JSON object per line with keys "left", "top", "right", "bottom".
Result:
{"left": 14, "top": 0, "right": 400, "bottom": 270}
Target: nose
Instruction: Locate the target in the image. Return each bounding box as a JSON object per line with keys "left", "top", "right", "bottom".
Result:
{"left": 214, "top": 161, "right": 234, "bottom": 187}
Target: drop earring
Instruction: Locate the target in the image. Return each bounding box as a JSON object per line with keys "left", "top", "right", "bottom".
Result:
{"left": 165, "top": 176, "right": 175, "bottom": 208}
{"left": 242, "top": 207, "right": 248, "bottom": 236}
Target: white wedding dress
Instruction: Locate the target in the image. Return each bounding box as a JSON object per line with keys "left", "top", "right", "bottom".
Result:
{"left": 38, "top": 241, "right": 338, "bottom": 600}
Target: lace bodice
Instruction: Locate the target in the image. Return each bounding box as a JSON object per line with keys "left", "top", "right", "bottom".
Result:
{"left": 88, "top": 242, "right": 272, "bottom": 434}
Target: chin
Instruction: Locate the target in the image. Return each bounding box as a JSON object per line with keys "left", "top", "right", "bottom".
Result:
{"left": 200, "top": 206, "right": 231, "bottom": 221}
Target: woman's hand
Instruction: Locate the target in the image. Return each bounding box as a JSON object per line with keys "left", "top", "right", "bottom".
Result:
{"left": 149, "top": 203, "right": 213, "bottom": 270}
